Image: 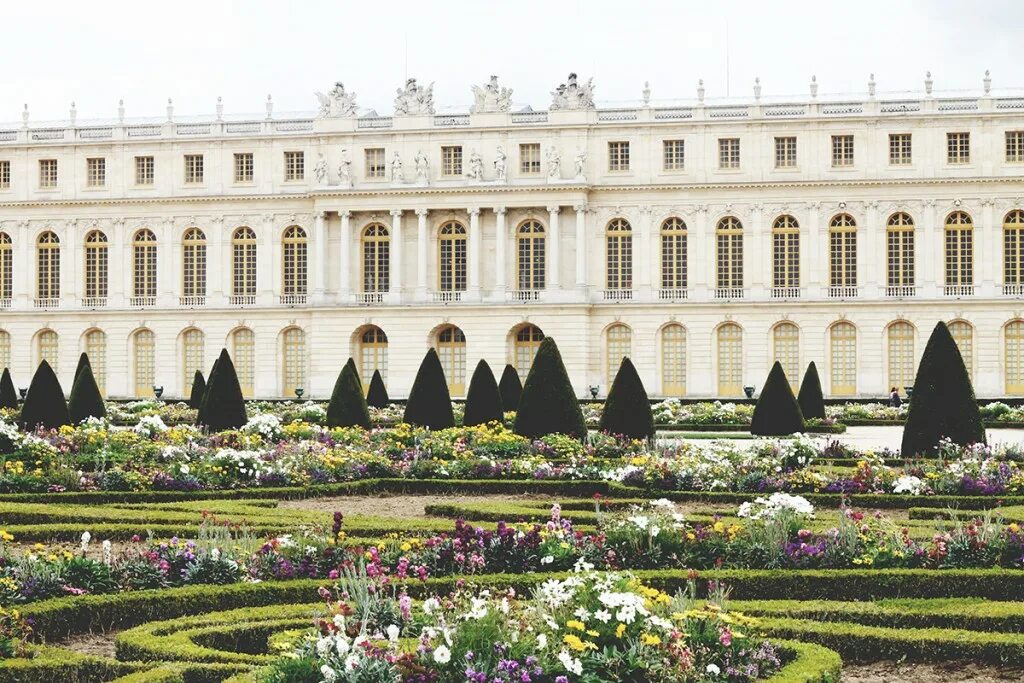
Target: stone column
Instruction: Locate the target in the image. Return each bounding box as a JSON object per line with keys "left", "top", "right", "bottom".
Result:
{"left": 468, "top": 207, "right": 481, "bottom": 298}
{"left": 863, "top": 202, "right": 879, "bottom": 298}
{"left": 638, "top": 205, "right": 653, "bottom": 297}
{"left": 208, "top": 217, "right": 225, "bottom": 305}
{"left": 339, "top": 211, "right": 352, "bottom": 303}
{"left": 547, "top": 205, "right": 561, "bottom": 292}
{"left": 693, "top": 206, "right": 709, "bottom": 301}
{"left": 416, "top": 209, "right": 429, "bottom": 300}
{"left": 259, "top": 213, "right": 275, "bottom": 304}
{"left": 574, "top": 204, "right": 587, "bottom": 291}
{"left": 389, "top": 209, "right": 403, "bottom": 304}
{"left": 750, "top": 205, "right": 765, "bottom": 298}
{"left": 922, "top": 200, "right": 938, "bottom": 297}
{"left": 62, "top": 219, "right": 77, "bottom": 306}
{"left": 805, "top": 202, "right": 821, "bottom": 298}
{"left": 158, "top": 218, "right": 174, "bottom": 306}
{"left": 494, "top": 207, "right": 507, "bottom": 297}
{"left": 14, "top": 220, "right": 29, "bottom": 308}
{"left": 312, "top": 211, "right": 326, "bottom": 303}
{"left": 981, "top": 199, "right": 996, "bottom": 296}
{"left": 108, "top": 219, "right": 125, "bottom": 308}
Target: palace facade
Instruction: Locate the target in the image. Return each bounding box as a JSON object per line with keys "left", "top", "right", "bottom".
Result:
{"left": 2, "top": 74, "right": 1024, "bottom": 400}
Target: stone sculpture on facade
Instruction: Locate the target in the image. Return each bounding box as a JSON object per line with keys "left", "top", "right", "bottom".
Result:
{"left": 314, "top": 82, "right": 358, "bottom": 118}
{"left": 550, "top": 73, "right": 596, "bottom": 110}
{"left": 414, "top": 150, "right": 430, "bottom": 184}
{"left": 493, "top": 146, "right": 507, "bottom": 182}
{"left": 313, "top": 153, "right": 329, "bottom": 185}
{"left": 337, "top": 149, "right": 353, "bottom": 188}
{"left": 470, "top": 75, "right": 513, "bottom": 113}
{"left": 547, "top": 146, "right": 562, "bottom": 180}
{"left": 466, "top": 149, "right": 484, "bottom": 181}
{"left": 574, "top": 149, "right": 587, "bottom": 182}
{"left": 394, "top": 78, "right": 435, "bottom": 115}
{"left": 390, "top": 152, "right": 404, "bottom": 183}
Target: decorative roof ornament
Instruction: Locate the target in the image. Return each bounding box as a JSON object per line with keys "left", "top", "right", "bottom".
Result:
{"left": 868, "top": 73, "right": 876, "bottom": 98}
{"left": 809, "top": 75, "right": 818, "bottom": 99}
{"left": 315, "top": 82, "right": 359, "bottom": 118}
{"left": 697, "top": 79, "right": 705, "bottom": 103}
{"left": 642, "top": 81, "right": 651, "bottom": 106}
{"left": 550, "top": 73, "right": 595, "bottom": 110}
{"left": 925, "top": 71, "right": 933, "bottom": 96}
{"left": 984, "top": 69, "right": 992, "bottom": 95}
{"left": 753, "top": 77, "right": 761, "bottom": 101}
{"left": 470, "top": 75, "right": 513, "bottom": 113}
{"left": 394, "top": 78, "right": 435, "bottom": 116}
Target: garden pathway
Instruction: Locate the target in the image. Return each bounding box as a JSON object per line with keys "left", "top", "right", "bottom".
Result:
{"left": 668, "top": 426, "right": 1024, "bottom": 450}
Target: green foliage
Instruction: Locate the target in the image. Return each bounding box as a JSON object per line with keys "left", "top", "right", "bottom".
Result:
{"left": 366, "top": 369, "right": 389, "bottom": 408}
{"left": 751, "top": 362, "right": 805, "bottom": 436}
{"left": 188, "top": 371, "right": 206, "bottom": 410}
{"left": 68, "top": 360, "right": 107, "bottom": 424}
{"left": 343, "top": 357, "right": 362, "bottom": 392}
{"left": 598, "top": 357, "right": 654, "bottom": 440}
{"left": 497, "top": 364, "right": 523, "bottom": 411}
{"left": 797, "top": 362, "right": 826, "bottom": 420}
{"left": 403, "top": 348, "right": 454, "bottom": 429}
{"left": 514, "top": 337, "right": 586, "bottom": 440}
{"left": 20, "top": 360, "right": 71, "bottom": 431}
{"left": 325, "top": 359, "right": 370, "bottom": 429}
{"left": 197, "top": 349, "right": 248, "bottom": 432}
{"left": 463, "top": 359, "right": 503, "bottom": 426}
{"left": 0, "top": 367, "right": 18, "bottom": 410}
{"left": 902, "top": 321, "right": 985, "bottom": 456}
{"left": 73, "top": 352, "right": 91, "bottom": 384}
{"left": 196, "top": 357, "right": 220, "bottom": 427}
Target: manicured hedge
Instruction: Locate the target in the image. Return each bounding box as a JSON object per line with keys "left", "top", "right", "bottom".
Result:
{"left": 765, "top": 640, "right": 842, "bottom": 683}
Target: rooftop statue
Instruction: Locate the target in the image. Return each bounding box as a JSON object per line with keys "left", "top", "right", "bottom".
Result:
{"left": 314, "top": 82, "right": 358, "bottom": 118}
{"left": 394, "top": 78, "right": 435, "bottom": 115}
{"left": 550, "top": 72, "right": 595, "bottom": 111}
{"left": 470, "top": 75, "right": 513, "bottom": 113}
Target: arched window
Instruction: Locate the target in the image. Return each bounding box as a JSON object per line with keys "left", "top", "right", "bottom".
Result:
{"left": 182, "top": 228, "right": 207, "bottom": 301}
{"left": 717, "top": 323, "right": 743, "bottom": 397}
{"left": 1003, "top": 210, "right": 1024, "bottom": 292}
{"left": 0, "top": 233, "right": 12, "bottom": 302}
{"left": 438, "top": 222, "right": 467, "bottom": 292}
{"left": 661, "top": 323, "right": 686, "bottom": 396}
{"left": 359, "top": 326, "right": 388, "bottom": 387}
{"left": 1006, "top": 321, "right": 1024, "bottom": 394}
{"left": 0, "top": 330, "right": 9, "bottom": 371}
{"left": 514, "top": 325, "right": 544, "bottom": 381}
{"left": 516, "top": 220, "right": 546, "bottom": 291}
{"left": 829, "top": 322, "right": 857, "bottom": 396}
{"left": 944, "top": 211, "right": 973, "bottom": 292}
{"left": 83, "top": 230, "right": 108, "bottom": 301}
{"left": 232, "top": 227, "right": 257, "bottom": 299}
{"left": 37, "top": 330, "right": 58, "bottom": 370}
{"left": 282, "top": 226, "right": 307, "bottom": 297}
{"left": 36, "top": 231, "right": 60, "bottom": 301}
{"left": 829, "top": 214, "right": 857, "bottom": 293}
{"left": 716, "top": 217, "right": 743, "bottom": 293}
{"left": 282, "top": 327, "right": 306, "bottom": 397}
{"left": 771, "top": 215, "right": 800, "bottom": 295}
{"left": 606, "top": 324, "right": 632, "bottom": 388}
{"left": 887, "top": 321, "right": 915, "bottom": 393}
{"left": 660, "top": 218, "right": 687, "bottom": 290}
{"left": 605, "top": 218, "right": 632, "bottom": 290}
{"left": 232, "top": 328, "right": 255, "bottom": 398}
{"left": 948, "top": 320, "right": 974, "bottom": 380}
{"left": 361, "top": 224, "right": 390, "bottom": 293}
{"left": 132, "top": 229, "right": 157, "bottom": 301}
{"left": 772, "top": 322, "right": 800, "bottom": 391}
{"left": 886, "top": 213, "right": 915, "bottom": 293}
{"left": 84, "top": 329, "right": 106, "bottom": 395}
{"left": 133, "top": 329, "right": 155, "bottom": 398}
{"left": 182, "top": 329, "right": 204, "bottom": 395}
{"left": 436, "top": 325, "right": 466, "bottom": 395}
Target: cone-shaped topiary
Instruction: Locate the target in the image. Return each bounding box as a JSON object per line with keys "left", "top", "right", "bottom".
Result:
{"left": 901, "top": 321, "right": 985, "bottom": 456}
{"left": 68, "top": 361, "right": 106, "bottom": 424}
{"left": 366, "top": 369, "right": 389, "bottom": 408}
{"left": 750, "top": 361, "right": 805, "bottom": 436}
{"left": 514, "top": 337, "right": 587, "bottom": 440}
{"left": 73, "top": 352, "right": 91, "bottom": 384}
{"left": 188, "top": 371, "right": 206, "bottom": 409}
{"left": 797, "top": 362, "right": 826, "bottom": 420}
{"left": 20, "top": 360, "right": 70, "bottom": 431}
{"left": 343, "top": 357, "right": 362, "bottom": 393}
{"left": 498, "top": 364, "right": 523, "bottom": 412}
{"left": 463, "top": 360, "right": 504, "bottom": 426}
{"left": 599, "top": 357, "right": 654, "bottom": 440}
{"left": 0, "top": 368, "right": 17, "bottom": 410}
{"left": 403, "top": 348, "right": 454, "bottom": 429}
{"left": 326, "top": 358, "right": 371, "bottom": 429}
{"left": 197, "top": 349, "right": 247, "bottom": 431}
{"left": 195, "top": 358, "right": 220, "bottom": 427}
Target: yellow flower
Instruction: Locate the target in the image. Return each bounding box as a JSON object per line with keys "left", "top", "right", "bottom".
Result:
{"left": 566, "top": 620, "right": 586, "bottom": 631}
{"left": 400, "top": 542, "right": 412, "bottom": 552}
{"left": 641, "top": 633, "right": 661, "bottom": 646}
{"left": 615, "top": 623, "right": 626, "bottom": 638}
{"left": 562, "top": 634, "right": 596, "bottom": 652}
{"left": 586, "top": 630, "right": 599, "bottom": 637}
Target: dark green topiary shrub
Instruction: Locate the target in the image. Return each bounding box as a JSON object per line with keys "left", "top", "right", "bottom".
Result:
{"left": 0, "top": 368, "right": 17, "bottom": 410}
{"left": 197, "top": 349, "right": 247, "bottom": 431}
{"left": 19, "top": 360, "right": 70, "bottom": 431}
{"left": 326, "top": 358, "right": 371, "bottom": 429}
{"left": 514, "top": 337, "right": 587, "bottom": 440}
{"left": 599, "top": 357, "right": 654, "bottom": 440}
{"left": 750, "top": 361, "right": 805, "bottom": 436}
{"left": 498, "top": 364, "right": 523, "bottom": 412}
{"left": 344, "top": 357, "right": 362, "bottom": 392}
{"left": 797, "top": 362, "right": 826, "bottom": 421}
{"left": 463, "top": 360, "right": 504, "bottom": 427}
{"left": 68, "top": 361, "right": 106, "bottom": 424}
{"left": 901, "top": 321, "right": 985, "bottom": 456}
{"left": 196, "top": 358, "right": 220, "bottom": 427}
{"left": 366, "top": 369, "right": 389, "bottom": 408}
{"left": 403, "top": 349, "right": 454, "bottom": 429}
{"left": 188, "top": 371, "right": 206, "bottom": 410}
{"left": 73, "top": 352, "right": 91, "bottom": 384}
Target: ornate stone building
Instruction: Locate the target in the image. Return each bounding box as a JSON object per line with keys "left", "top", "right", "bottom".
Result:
{"left": 1, "top": 73, "right": 1024, "bottom": 399}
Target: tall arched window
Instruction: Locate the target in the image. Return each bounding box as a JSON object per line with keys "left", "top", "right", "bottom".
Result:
{"left": 36, "top": 231, "right": 60, "bottom": 302}
{"left": 1004, "top": 210, "right": 1024, "bottom": 293}
{"left": 886, "top": 213, "right": 915, "bottom": 294}
{"left": 717, "top": 323, "right": 743, "bottom": 397}
{"left": 361, "top": 224, "right": 390, "bottom": 293}
{"left": 661, "top": 323, "right": 686, "bottom": 396}
{"left": 660, "top": 218, "right": 687, "bottom": 291}
{"left": 84, "top": 329, "right": 106, "bottom": 396}
{"left": 516, "top": 220, "right": 546, "bottom": 291}
{"left": 182, "top": 329, "right": 204, "bottom": 395}
{"left": 436, "top": 325, "right": 467, "bottom": 395}
{"left": 359, "top": 326, "right": 388, "bottom": 387}
{"left": 232, "top": 328, "right": 255, "bottom": 398}
{"left": 0, "top": 233, "right": 12, "bottom": 302}
{"left": 132, "top": 229, "right": 157, "bottom": 302}
{"left": 282, "top": 327, "right": 306, "bottom": 397}
{"left": 771, "top": 215, "right": 800, "bottom": 296}
{"left": 182, "top": 228, "right": 207, "bottom": 302}
{"left": 829, "top": 322, "right": 857, "bottom": 396}
{"left": 133, "top": 329, "right": 155, "bottom": 398}
{"left": 944, "top": 211, "right": 973, "bottom": 293}
{"left": 84, "top": 230, "right": 108, "bottom": 302}
{"left": 37, "top": 330, "right": 58, "bottom": 370}
{"left": 514, "top": 325, "right": 544, "bottom": 381}
{"left": 829, "top": 214, "right": 857, "bottom": 294}
{"left": 0, "top": 330, "right": 9, "bottom": 371}
{"left": 606, "top": 324, "right": 632, "bottom": 388}
{"left": 716, "top": 217, "right": 743, "bottom": 294}
{"left": 887, "top": 321, "right": 915, "bottom": 392}
{"left": 438, "top": 222, "right": 467, "bottom": 292}
{"left": 772, "top": 322, "right": 800, "bottom": 391}
{"left": 282, "top": 226, "right": 307, "bottom": 298}
{"left": 1006, "top": 321, "right": 1024, "bottom": 394}
{"left": 232, "top": 227, "right": 257, "bottom": 300}
{"left": 948, "top": 320, "right": 974, "bottom": 380}
{"left": 605, "top": 218, "right": 632, "bottom": 290}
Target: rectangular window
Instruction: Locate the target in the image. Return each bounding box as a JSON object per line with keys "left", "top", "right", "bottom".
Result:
{"left": 663, "top": 139, "right": 685, "bottom": 171}
{"left": 774, "top": 136, "right": 797, "bottom": 168}
{"left": 365, "top": 148, "right": 386, "bottom": 178}
{"left": 86, "top": 157, "right": 106, "bottom": 187}
{"left": 831, "top": 135, "right": 854, "bottom": 167}
{"left": 718, "top": 138, "right": 740, "bottom": 169}
{"left": 1006, "top": 131, "right": 1024, "bottom": 163}
{"left": 184, "top": 154, "right": 204, "bottom": 184}
{"left": 134, "top": 156, "right": 154, "bottom": 185}
{"left": 284, "top": 151, "right": 304, "bottom": 181}
{"left": 234, "top": 153, "right": 254, "bottom": 182}
{"left": 441, "top": 146, "right": 462, "bottom": 176}
{"left": 889, "top": 133, "right": 912, "bottom": 165}
{"left": 39, "top": 159, "right": 58, "bottom": 188}
{"left": 947, "top": 132, "right": 970, "bottom": 164}
{"left": 608, "top": 141, "right": 630, "bottom": 171}
{"left": 0, "top": 160, "right": 9, "bottom": 189}
{"left": 519, "top": 143, "right": 541, "bottom": 174}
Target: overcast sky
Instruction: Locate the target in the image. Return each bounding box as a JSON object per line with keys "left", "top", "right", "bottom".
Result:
{"left": 3, "top": 0, "right": 1018, "bottom": 123}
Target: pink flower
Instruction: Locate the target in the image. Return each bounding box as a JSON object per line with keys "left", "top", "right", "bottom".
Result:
{"left": 719, "top": 628, "right": 732, "bottom": 647}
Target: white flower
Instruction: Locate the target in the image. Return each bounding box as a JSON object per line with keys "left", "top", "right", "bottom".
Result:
{"left": 893, "top": 475, "right": 925, "bottom": 495}
{"left": 316, "top": 636, "right": 333, "bottom": 656}
{"left": 537, "top": 633, "right": 548, "bottom": 649}
{"left": 344, "top": 654, "right": 360, "bottom": 671}
{"left": 335, "top": 635, "right": 350, "bottom": 656}
{"left": 433, "top": 644, "right": 452, "bottom": 664}
{"left": 594, "top": 609, "right": 612, "bottom": 623}
{"left": 320, "top": 664, "right": 338, "bottom": 682}
{"left": 540, "top": 555, "right": 554, "bottom": 565}
{"left": 706, "top": 663, "right": 721, "bottom": 675}
{"left": 422, "top": 598, "right": 440, "bottom": 615}
{"left": 558, "top": 650, "right": 583, "bottom": 675}
{"left": 80, "top": 531, "right": 91, "bottom": 553}
{"left": 210, "top": 547, "right": 220, "bottom": 561}
{"left": 386, "top": 624, "right": 400, "bottom": 642}
{"left": 650, "top": 498, "right": 675, "bottom": 509}
{"left": 101, "top": 540, "right": 112, "bottom": 566}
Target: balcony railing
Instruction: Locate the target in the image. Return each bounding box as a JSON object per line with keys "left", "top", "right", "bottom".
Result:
{"left": 81, "top": 297, "right": 107, "bottom": 308}
{"left": 279, "top": 293, "right": 307, "bottom": 306}
{"left": 34, "top": 297, "right": 59, "bottom": 309}
{"left": 1004, "top": 283, "right": 1024, "bottom": 297}
{"left": 658, "top": 288, "right": 688, "bottom": 301}
{"left": 770, "top": 286, "right": 801, "bottom": 300}
{"left": 229, "top": 295, "right": 256, "bottom": 306}
{"left": 944, "top": 284, "right": 975, "bottom": 297}
{"left": 886, "top": 285, "right": 917, "bottom": 298}
{"left": 0, "top": 298, "right": 10, "bottom": 310}
{"left": 179, "top": 295, "right": 206, "bottom": 307}
{"left": 714, "top": 287, "right": 745, "bottom": 300}
{"left": 432, "top": 291, "right": 463, "bottom": 303}
{"left": 602, "top": 288, "right": 633, "bottom": 302}
{"left": 828, "top": 286, "right": 859, "bottom": 299}
{"left": 512, "top": 289, "right": 540, "bottom": 302}
{"left": 358, "top": 292, "right": 384, "bottom": 305}
{"left": 129, "top": 296, "right": 155, "bottom": 307}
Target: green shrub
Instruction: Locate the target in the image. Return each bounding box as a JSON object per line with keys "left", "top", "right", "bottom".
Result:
{"left": 463, "top": 359, "right": 503, "bottom": 426}
{"left": 73, "top": 352, "right": 90, "bottom": 384}
{"left": 497, "top": 364, "right": 523, "bottom": 411}
{"left": 403, "top": 348, "right": 454, "bottom": 429}
{"left": 751, "top": 362, "right": 805, "bottom": 436}
{"left": 68, "top": 360, "right": 107, "bottom": 424}
{"left": 598, "top": 357, "right": 654, "bottom": 440}
{"left": 197, "top": 349, "right": 247, "bottom": 432}
{"left": 19, "top": 360, "right": 70, "bottom": 431}
{"left": 188, "top": 371, "right": 206, "bottom": 410}
{"left": 0, "top": 367, "right": 18, "bottom": 410}
{"left": 344, "top": 357, "right": 362, "bottom": 392}
{"left": 195, "top": 358, "right": 220, "bottom": 426}
{"left": 514, "top": 337, "right": 586, "bottom": 440}
{"left": 366, "top": 369, "right": 389, "bottom": 408}
{"left": 797, "top": 362, "right": 826, "bottom": 420}
{"left": 325, "top": 359, "right": 370, "bottom": 429}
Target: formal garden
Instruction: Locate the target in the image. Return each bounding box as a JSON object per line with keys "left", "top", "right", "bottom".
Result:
{"left": 0, "top": 321, "right": 1020, "bottom": 681}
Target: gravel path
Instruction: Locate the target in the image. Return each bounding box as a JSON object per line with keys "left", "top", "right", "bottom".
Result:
{"left": 841, "top": 661, "right": 1024, "bottom": 682}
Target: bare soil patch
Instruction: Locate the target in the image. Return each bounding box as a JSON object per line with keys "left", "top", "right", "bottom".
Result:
{"left": 841, "top": 661, "right": 1024, "bottom": 682}
{"left": 60, "top": 630, "right": 119, "bottom": 657}
{"left": 279, "top": 494, "right": 550, "bottom": 519}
